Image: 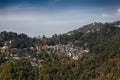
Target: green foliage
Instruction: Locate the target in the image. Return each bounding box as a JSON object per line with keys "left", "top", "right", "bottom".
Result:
{"left": 0, "top": 53, "right": 7, "bottom": 65}
{"left": 0, "top": 59, "right": 34, "bottom": 80}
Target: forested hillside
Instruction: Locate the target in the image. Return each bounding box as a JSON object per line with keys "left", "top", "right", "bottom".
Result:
{"left": 0, "top": 21, "right": 120, "bottom": 80}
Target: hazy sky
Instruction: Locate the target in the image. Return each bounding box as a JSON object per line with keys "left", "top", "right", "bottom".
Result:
{"left": 0, "top": 0, "right": 120, "bottom": 37}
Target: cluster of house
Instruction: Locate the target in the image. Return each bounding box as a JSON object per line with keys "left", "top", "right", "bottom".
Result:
{"left": 0, "top": 40, "right": 89, "bottom": 67}
{"left": 84, "top": 24, "right": 120, "bottom": 34}
{"left": 0, "top": 40, "right": 43, "bottom": 67}
{"left": 4, "top": 53, "right": 44, "bottom": 67}
{"left": 86, "top": 29, "right": 100, "bottom": 33}
{"left": 38, "top": 43, "right": 89, "bottom": 60}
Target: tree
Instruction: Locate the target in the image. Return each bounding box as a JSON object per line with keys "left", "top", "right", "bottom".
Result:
{"left": 0, "top": 59, "right": 33, "bottom": 80}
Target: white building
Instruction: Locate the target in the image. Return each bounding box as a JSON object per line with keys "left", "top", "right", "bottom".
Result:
{"left": 114, "top": 25, "right": 120, "bottom": 27}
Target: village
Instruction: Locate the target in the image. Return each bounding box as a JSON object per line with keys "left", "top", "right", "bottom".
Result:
{"left": 0, "top": 39, "right": 89, "bottom": 67}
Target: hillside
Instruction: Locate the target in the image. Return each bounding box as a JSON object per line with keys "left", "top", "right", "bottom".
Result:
{"left": 0, "top": 21, "right": 120, "bottom": 80}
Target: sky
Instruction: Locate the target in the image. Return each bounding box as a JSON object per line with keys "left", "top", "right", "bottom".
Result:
{"left": 0, "top": 0, "right": 120, "bottom": 37}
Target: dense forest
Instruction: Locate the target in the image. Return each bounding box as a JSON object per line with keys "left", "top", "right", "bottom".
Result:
{"left": 0, "top": 21, "right": 120, "bottom": 80}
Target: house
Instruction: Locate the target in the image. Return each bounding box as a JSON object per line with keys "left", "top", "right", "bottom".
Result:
{"left": 84, "top": 49, "right": 90, "bottom": 53}
{"left": 0, "top": 45, "right": 9, "bottom": 53}
{"left": 30, "top": 47, "right": 35, "bottom": 50}
{"left": 10, "top": 54, "right": 20, "bottom": 60}
{"left": 33, "top": 57, "right": 37, "bottom": 61}
{"left": 72, "top": 55, "right": 79, "bottom": 60}
{"left": 86, "top": 30, "right": 91, "bottom": 33}
{"left": 68, "top": 52, "right": 72, "bottom": 57}
{"left": 31, "top": 61, "right": 38, "bottom": 66}
{"left": 96, "top": 28, "right": 100, "bottom": 31}
{"left": 36, "top": 45, "right": 41, "bottom": 52}
{"left": 4, "top": 57, "right": 8, "bottom": 59}
{"left": 13, "top": 56, "right": 20, "bottom": 60}
{"left": 66, "top": 31, "right": 74, "bottom": 35}
{"left": 0, "top": 41, "right": 11, "bottom": 53}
